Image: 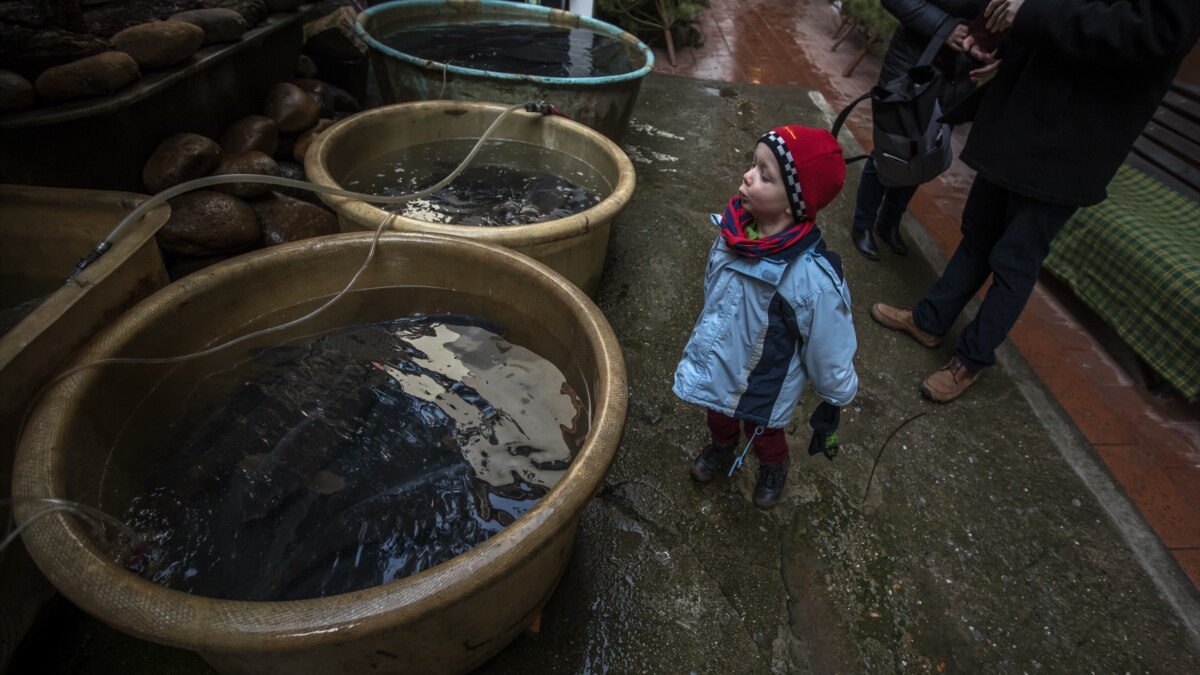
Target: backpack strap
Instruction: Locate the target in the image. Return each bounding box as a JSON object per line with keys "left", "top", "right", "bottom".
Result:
{"left": 830, "top": 20, "right": 955, "bottom": 166}
{"left": 897, "top": 21, "right": 957, "bottom": 142}
{"left": 917, "top": 20, "right": 956, "bottom": 68}
{"left": 831, "top": 91, "right": 871, "bottom": 165}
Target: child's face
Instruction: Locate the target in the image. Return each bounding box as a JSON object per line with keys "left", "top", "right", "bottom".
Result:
{"left": 739, "top": 143, "right": 791, "bottom": 223}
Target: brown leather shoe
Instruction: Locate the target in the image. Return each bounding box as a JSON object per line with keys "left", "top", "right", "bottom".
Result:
{"left": 921, "top": 356, "right": 980, "bottom": 402}
{"left": 869, "top": 303, "right": 942, "bottom": 348}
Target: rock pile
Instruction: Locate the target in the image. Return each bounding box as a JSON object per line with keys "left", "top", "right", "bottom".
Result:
{"left": 145, "top": 69, "right": 363, "bottom": 277}
{"left": 0, "top": 0, "right": 303, "bottom": 113}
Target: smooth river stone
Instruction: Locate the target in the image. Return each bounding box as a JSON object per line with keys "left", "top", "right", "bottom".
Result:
{"left": 220, "top": 114, "right": 279, "bottom": 155}
{"left": 143, "top": 132, "right": 221, "bottom": 193}
{"left": 168, "top": 8, "right": 248, "bottom": 46}
{"left": 160, "top": 190, "right": 261, "bottom": 257}
{"left": 292, "top": 118, "right": 333, "bottom": 162}
{"left": 253, "top": 191, "right": 339, "bottom": 246}
{"left": 34, "top": 51, "right": 140, "bottom": 101}
{"left": 0, "top": 69, "right": 34, "bottom": 112}
{"left": 210, "top": 150, "right": 280, "bottom": 199}
{"left": 263, "top": 82, "right": 319, "bottom": 134}
{"left": 111, "top": 21, "right": 205, "bottom": 71}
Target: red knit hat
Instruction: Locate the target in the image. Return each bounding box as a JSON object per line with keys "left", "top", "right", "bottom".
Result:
{"left": 758, "top": 125, "right": 846, "bottom": 222}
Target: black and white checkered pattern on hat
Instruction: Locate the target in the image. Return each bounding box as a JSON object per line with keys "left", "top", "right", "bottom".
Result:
{"left": 761, "top": 130, "right": 808, "bottom": 221}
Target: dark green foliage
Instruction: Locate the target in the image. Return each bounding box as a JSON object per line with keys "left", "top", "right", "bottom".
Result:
{"left": 840, "top": 0, "right": 899, "bottom": 55}
{"left": 597, "top": 0, "right": 711, "bottom": 54}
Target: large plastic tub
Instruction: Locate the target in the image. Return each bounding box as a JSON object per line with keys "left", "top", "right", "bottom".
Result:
{"left": 0, "top": 184, "right": 169, "bottom": 671}
{"left": 304, "top": 100, "right": 636, "bottom": 297}
{"left": 357, "top": 0, "right": 653, "bottom": 141}
{"left": 13, "top": 232, "right": 626, "bottom": 675}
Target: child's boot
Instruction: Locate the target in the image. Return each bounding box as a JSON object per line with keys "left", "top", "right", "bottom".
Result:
{"left": 690, "top": 442, "right": 737, "bottom": 482}
{"left": 752, "top": 457, "right": 790, "bottom": 509}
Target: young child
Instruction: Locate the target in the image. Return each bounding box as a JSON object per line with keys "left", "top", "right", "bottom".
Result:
{"left": 673, "top": 124, "right": 859, "bottom": 509}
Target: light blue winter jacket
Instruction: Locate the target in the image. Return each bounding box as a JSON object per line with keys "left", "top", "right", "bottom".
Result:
{"left": 673, "top": 219, "right": 859, "bottom": 429}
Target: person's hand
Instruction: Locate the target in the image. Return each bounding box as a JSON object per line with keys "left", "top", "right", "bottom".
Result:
{"left": 807, "top": 401, "right": 841, "bottom": 461}
{"left": 970, "top": 59, "right": 1002, "bottom": 84}
{"left": 963, "top": 34, "right": 999, "bottom": 64}
{"left": 984, "top": 0, "right": 1026, "bottom": 33}
{"left": 946, "top": 23, "right": 970, "bottom": 52}
{"left": 807, "top": 428, "right": 839, "bottom": 459}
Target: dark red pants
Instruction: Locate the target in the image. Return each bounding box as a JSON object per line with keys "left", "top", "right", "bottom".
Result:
{"left": 706, "top": 409, "right": 789, "bottom": 464}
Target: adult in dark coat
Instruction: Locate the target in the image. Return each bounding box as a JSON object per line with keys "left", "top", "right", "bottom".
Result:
{"left": 850, "top": 0, "right": 988, "bottom": 261}
{"left": 871, "top": 0, "right": 1200, "bottom": 402}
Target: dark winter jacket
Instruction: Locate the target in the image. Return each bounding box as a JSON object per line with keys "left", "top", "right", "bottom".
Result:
{"left": 957, "top": 0, "right": 1200, "bottom": 207}
{"left": 879, "top": 0, "right": 989, "bottom": 108}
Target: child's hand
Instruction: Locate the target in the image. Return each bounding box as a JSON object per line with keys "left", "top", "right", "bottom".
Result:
{"left": 807, "top": 401, "right": 841, "bottom": 460}
{"left": 808, "top": 428, "right": 839, "bottom": 459}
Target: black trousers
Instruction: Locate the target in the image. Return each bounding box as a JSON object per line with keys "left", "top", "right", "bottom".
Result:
{"left": 852, "top": 155, "right": 919, "bottom": 233}
{"left": 913, "top": 175, "right": 1077, "bottom": 372}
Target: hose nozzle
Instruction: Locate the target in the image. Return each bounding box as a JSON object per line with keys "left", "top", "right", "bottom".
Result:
{"left": 68, "top": 240, "right": 112, "bottom": 283}
{"left": 524, "top": 101, "right": 570, "bottom": 119}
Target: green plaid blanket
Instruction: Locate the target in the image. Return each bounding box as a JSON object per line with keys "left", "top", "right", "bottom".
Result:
{"left": 1045, "top": 164, "right": 1200, "bottom": 401}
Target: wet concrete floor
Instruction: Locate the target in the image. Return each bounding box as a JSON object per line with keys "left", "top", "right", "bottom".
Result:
{"left": 15, "top": 73, "right": 1200, "bottom": 674}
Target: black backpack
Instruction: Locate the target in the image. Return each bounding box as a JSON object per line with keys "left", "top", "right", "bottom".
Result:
{"left": 833, "top": 22, "right": 955, "bottom": 187}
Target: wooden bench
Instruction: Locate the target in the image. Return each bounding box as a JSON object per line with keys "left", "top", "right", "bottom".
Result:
{"left": 1044, "top": 80, "right": 1200, "bottom": 400}
{"left": 1128, "top": 81, "right": 1200, "bottom": 200}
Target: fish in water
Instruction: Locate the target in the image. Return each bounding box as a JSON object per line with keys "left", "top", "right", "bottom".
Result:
{"left": 124, "top": 315, "right": 587, "bottom": 601}
{"left": 242, "top": 462, "right": 483, "bottom": 601}
{"left": 341, "top": 138, "right": 608, "bottom": 227}
{"left": 220, "top": 361, "right": 379, "bottom": 523}
{"left": 390, "top": 164, "right": 598, "bottom": 226}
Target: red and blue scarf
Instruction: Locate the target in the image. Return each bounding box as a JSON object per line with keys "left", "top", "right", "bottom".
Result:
{"left": 718, "top": 196, "right": 822, "bottom": 259}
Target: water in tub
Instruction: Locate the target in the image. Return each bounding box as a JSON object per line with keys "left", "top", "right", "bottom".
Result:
{"left": 380, "top": 21, "right": 636, "bottom": 78}
{"left": 122, "top": 315, "right": 587, "bottom": 601}
{"left": 0, "top": 272, "right": 54, "bottom": 339}
{"left": 0, "top": 295, "right": 46, "bottom": 339}
{"left": 341, "top": 139, "right": 608, "bottom": 226}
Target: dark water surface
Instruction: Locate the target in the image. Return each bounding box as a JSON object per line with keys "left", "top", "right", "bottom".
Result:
{"left": 343, "top": 139, "right": 607, "bottom": 226}
{"left": 122, "top": 315, "right": 586, "bottom": 601}
{"left": 0, "top": 275, "right": 54, "bottom": 339}
{"left": 380, "top": 21, "right": 637, "bottom": 78}
{"left": 0, "top": 295, "right": 45, "bottom": 339}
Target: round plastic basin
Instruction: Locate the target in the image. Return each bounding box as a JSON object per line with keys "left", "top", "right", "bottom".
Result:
{"left": 13, "top": 232, "right": 627, "bottom": 675}
{"left": 305, "top": 100, "right": 636, "bottom": 297}
{"left": 357, "top": 0, "right": 653, "bottom": 141}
